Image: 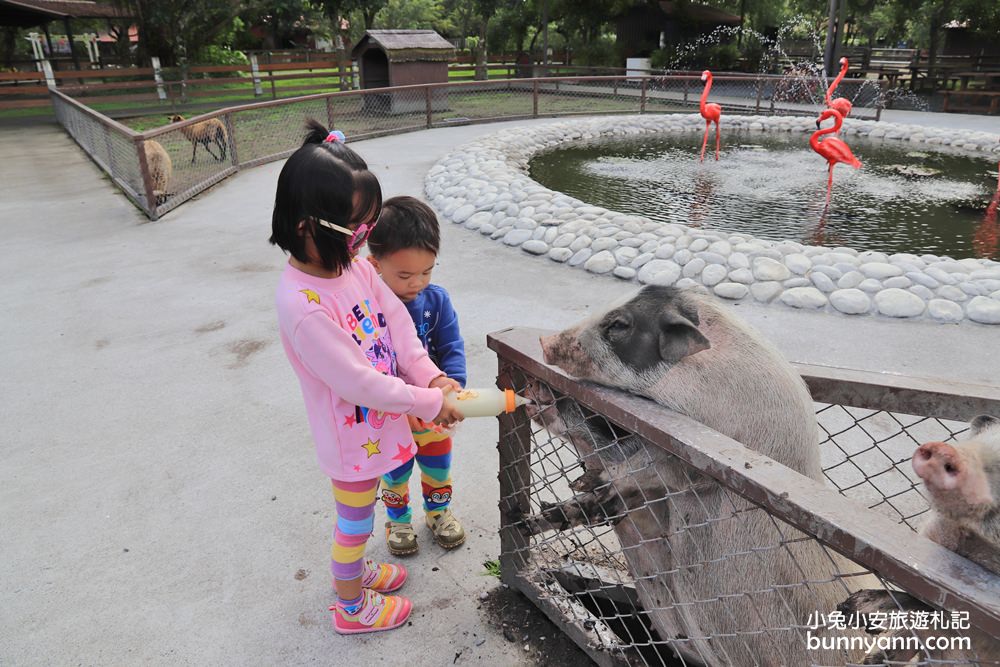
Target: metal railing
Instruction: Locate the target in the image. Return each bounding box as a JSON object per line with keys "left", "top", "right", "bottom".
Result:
{"left": 489, "top": 326, "right": 1000, "bottom": 667}
{"left": 51, "top": 73, "right": 885, "bottom": 221}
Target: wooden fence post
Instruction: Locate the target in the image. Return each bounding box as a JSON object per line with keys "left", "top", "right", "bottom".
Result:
{"left": 532, "top": 79, "right": 539, "bottom": 118}
{"left": 640, "top": 77, "right": 647, "bottom": 113}
{"left": 250, "top": 55, "right": 263, "bottom": 97}
{"left": 683, "top": 76, "right": 689, "bottom": 105}
{"left": 151, "top": 56, "right": 166, "bottom": 100}
{"left": 41, "top": 59, "right": 56, "bottom": 89}
{"left": 134, "top": 136, "right": 158, "bottom": 221}
{"left": 425, "top": 85, "right": 432, "bottom": 128}
{"left": 266, "top": 52, "right": 276, "bottom": 100}
{"left": 326, "top": 96, "right": 335, "bottom": 129}
{"left": 224, "top": 112, "right": 239, "bottom": 168}
{"left": 877, "top": 77, "right": 889, "bottom": 119}
{"left": 754, "top": 77, "right": 763, "bottom": 113}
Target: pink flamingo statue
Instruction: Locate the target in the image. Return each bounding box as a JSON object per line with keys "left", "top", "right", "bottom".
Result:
{"left": 825, "top": 57, "right": 853, "bottom": 122}
{"left": 973, "top": 157, "right": 1000, "bottom": 258}
{"left": 699, "top": 70, "right": 722, "bottom": 162}
{"left": 810, "top": 108, "right": 861, "bottom": 201}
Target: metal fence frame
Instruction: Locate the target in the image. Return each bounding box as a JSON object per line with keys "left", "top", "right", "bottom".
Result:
{"left": 488, "top": 326, "right": 1000, "bottom": 667}
{"left": 50, "top": 73, "right": 885, "bottom": 222}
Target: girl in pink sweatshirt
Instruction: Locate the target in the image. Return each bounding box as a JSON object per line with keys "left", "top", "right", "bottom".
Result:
{"left": 270, "top": 121, "right": 463, "bottom": 635}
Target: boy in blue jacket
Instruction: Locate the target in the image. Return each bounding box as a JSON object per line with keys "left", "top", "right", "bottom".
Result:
{"left": 366, "top": 196, "right": 467, "bottom": 555}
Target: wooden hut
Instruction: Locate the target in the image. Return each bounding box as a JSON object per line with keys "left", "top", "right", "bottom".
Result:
{"left": 351, "top": 29, "right": 456, "bottom": 114}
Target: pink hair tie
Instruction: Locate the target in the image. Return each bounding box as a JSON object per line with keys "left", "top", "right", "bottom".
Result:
{"left": 323, "top": 130, "right": 346, "bottom": 144}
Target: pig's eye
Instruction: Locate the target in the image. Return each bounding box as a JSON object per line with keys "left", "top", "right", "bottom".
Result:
{"left": 606, "top": 318, "right": 631, "bottom": 336}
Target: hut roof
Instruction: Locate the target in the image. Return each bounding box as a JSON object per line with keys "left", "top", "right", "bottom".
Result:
{"left": 351, "top": 29, "right": 456, "bottom": 63}
{"left": 0, "top": 0, "right": 127, "bottom": 26}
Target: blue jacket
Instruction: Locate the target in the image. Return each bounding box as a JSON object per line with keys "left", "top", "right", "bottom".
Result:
{"left": 404, "top": 284, "right": 467, "bottom": 388}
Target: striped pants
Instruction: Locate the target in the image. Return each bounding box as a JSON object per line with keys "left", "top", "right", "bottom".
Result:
{"left": 330, "top": 478, "right": 379, "bottom": 581}
{"left": 380, "top": 419, "right": 453, "bottom": 524}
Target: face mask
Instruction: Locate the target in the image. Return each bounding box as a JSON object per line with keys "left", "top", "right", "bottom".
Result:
{"left": 315, "top": 216, "right": 377, "bottom": 253}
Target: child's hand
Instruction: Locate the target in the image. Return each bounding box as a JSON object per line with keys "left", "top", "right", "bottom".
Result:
{"left": 432, "top": 386, "right": 464, "bottom": 429}
{"left": 429, "top": 375, "right": 462, "bottom": 393}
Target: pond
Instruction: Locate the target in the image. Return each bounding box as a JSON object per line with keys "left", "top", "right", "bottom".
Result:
{"left": 529, "top": 130, "right": 1000, "bottom": 260}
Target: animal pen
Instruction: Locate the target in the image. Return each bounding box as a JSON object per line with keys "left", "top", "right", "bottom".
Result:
{"left": 489, "top": 327, "right": 1000, "bottom": 666}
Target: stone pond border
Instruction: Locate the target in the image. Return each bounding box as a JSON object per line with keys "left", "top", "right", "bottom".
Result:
{"left": 424, "top": 114, "right": 1000, "bottom": 324}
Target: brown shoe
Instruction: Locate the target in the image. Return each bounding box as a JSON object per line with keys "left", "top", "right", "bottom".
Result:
{"left": 425, "top": 509, "right": 466, "bottom": 549}
{"left": 385, "top": 521, "right": 418, "bottom": 556}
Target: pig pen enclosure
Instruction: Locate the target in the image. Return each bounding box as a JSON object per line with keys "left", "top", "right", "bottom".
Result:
{"left": 489, "top": 328, "right": 1000, "bottom": 667}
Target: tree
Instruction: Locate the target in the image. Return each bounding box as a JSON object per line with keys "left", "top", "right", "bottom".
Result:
{"left": 375, "top": 0, "right": 450, "bottom": 30}
{"left": 124, "top": 0, "right": 239, "bottom": 67}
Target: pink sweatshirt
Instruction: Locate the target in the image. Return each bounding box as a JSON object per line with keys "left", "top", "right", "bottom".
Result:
{"left": 275, "top": 259, "right": 445, "bottom": 481}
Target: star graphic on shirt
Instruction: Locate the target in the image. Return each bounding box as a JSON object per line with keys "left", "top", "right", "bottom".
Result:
{"left": 299, "top": 289, "right": 320, "bottom": 304}
{"left": 344, "top": 414, "right": 356, "bottom": 428}
{"left": 392, "top": 442, "right": 415, "bottom": 464}
{"left": 424, "top": 310, "right": 431, "bottom": 319}
{"left": 361, "top": 438, "right": 381, "bottom": 458}
{"left": 353, "top": 465, "right": 361, "bottom": 472}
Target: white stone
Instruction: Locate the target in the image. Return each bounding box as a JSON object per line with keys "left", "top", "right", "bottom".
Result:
{"left": 967, "top": 296, "right": 1000, "bottom": 324}
{"left": 613, "top": 266, "right": 637, "bottom": 280}
{"left": 884, "top": 276, "right": 912, "bottom": 289}
{"left": 591, "top": 237, "right": 619, "bottom": 252}
{"left": 674, "top": 249, "right": 693, "bottom": 265}
{"left": 637, "top": 260, "right": 681, "bottom": 286}
{"left": 701, "top": 264, "right": 728, "bottom": 286}
{"left": 689, "top": 238, "right": 709, "bottom": 252}
{"left": 714, "top": 282, "right": 749, "bottom": 299}
{"left": 927, "top": 299, "right": 964, "bottom": 323}
{"left": 569, "top": 236, "right": 591, "bottom": 252}
{"left": 522, "top": 240, "right": 549, "bottom": 255}
{"left": 936, "top": 285, "right": 968, "bottom": 302}
{"left": 858, "top": 279, "right": 883, "bottom": 293}
{"left": 837, "top": 271, "right": 865, "bottom": 289}
{"left": 859, "top": 262, "right": 904, "bottom": 280}
{"left": 874, "top": 288, "right": 926, "bottom": 318}
{"left": 729, "top": 268, "right": 754, "bottom": 284}
{"left": 780, "top": 287, "right": 828, "bottom": 309}
{"left": 708, "top": 240, "right": 732, "bottom": 256}
{"left": 697, "top": 251, "right": 727, "bottom": 265}
{"left": 682, "top": 258, "right": 707, "bottom": 278}
{"left": 568, "top": 248, "right": 592, "bottom": 267}
{"left": 728, "top": 252, "right": 749, "bottom": 269}
{"left": 465, "top": 211, "right": 493, "bottom": 230}
{"left": 655, "top": 244, "right": 676, "bottom": 259}
{"left": 784, "top": 253, "right": 812, "bottom": 275}
{"left": 548, "top": 247, "right": 573, "bottom": 263}
{"left": 907, "top": 271, "right": 939, "bottom": 289}
{"left": 753, "top": 257, "right": 791, "bottom": 281}
{"left": 811, "top": 265, "right": 843, "bottom": 280}
{"left": 959, "top": 282, "right": 984, "bottom": 296}
{"left": 613, "top": 246, "right": 639, "bottom": 265}
{"left": 584, "top": 251, "right": 617, "bottom": 274}
{"left": 503, "top": 229, "right": 533, "bottom": 246}
{"left": 810, "top": 272, "right": 837, "bottom": 292}
{"left": 829, "top": 289, "right": 871, "bottom": 315}
{"left": 908, "top": 285, "right": 934, "bottom": 300}
{"left": 926, "top": 267, "right": 958, "bottom": 285}
{"left": 750, "top": 281, "right": 784, "bottom": 302}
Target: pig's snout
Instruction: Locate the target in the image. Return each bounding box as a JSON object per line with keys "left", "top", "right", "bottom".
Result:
{"left": 539, "top": 332, "right": 594, "bottom": 378}
{"left": 913, "top": 442, "right": 963, "bottom": 491}
{"left": 540, "top": 332, "right": 582, "bottom": 366}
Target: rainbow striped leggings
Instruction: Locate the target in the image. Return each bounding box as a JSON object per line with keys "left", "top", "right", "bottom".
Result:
{"left": 330, "top": 478, "right": 379, "bottom": 581}
{"left": 380, "top": 423, "right": 453, "bottom": 524}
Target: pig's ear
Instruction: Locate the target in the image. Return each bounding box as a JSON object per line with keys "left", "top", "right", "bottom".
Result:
{"left": 658, "top": 311, "right": 711, "bottom": 363}
{"left": 970, "top": 415, "right": 1000, "bottom": 436}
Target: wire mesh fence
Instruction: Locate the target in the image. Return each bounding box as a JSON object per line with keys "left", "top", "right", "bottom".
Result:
{"left": 489, "top": 327, "right": 1000, "bottom": 667}
{"left": 52, "top": 73, "right": 888, "bottom": 220}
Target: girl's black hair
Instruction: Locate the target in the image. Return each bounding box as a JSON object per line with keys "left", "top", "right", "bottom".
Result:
{"left": 269, "top": 118, "right": 382, "bottom": 273}
{"left": 367, "top": 196, "right": 441, "bottom": 259}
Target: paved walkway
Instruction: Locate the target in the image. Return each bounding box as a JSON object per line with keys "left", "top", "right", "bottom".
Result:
{"left": 2, "top": 110, "right": 998, "bottom": 665}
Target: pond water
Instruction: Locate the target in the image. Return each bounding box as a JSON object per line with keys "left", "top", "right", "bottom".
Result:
{"left": 529, "top": 130, "right": 1000, "bottom": 260}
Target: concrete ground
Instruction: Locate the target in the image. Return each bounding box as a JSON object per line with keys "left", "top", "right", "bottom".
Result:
{"left": 2, "top": 111, "right": 998, "bottom": 666}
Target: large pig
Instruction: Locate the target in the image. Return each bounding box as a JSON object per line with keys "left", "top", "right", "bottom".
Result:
{"left": 526, "top": 285, "right": 875, "bottom": 666}
{"left": 839, "top": 415, "right": 1000, "bottom": 665}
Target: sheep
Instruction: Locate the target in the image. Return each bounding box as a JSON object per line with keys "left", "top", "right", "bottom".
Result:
{"left": 169, "top": 114, "right": 228, "bottom": 164}
{"left": 143, "top": 140, "right": 172, "bottom": 206}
